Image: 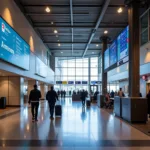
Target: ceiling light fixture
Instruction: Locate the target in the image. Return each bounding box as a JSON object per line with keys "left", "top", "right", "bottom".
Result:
{"left": 45, "top": 7, "right": 50, "bottom": 13}
{"left": 92, "top": 52, "right": 95, "bottom": 54}
{"left": 61, "top": 52, "right": 63, "bottom": 53}
{"left": 118, "top": 7, "right": 123, "bottom": 13}
{"left": 96, "top": 44, "right": 99, "bottom": 47}
{"left": 58, "top": 43, "right": 61, "bottom": 46}
{"left": 51, "top": 22, "right": 54, "bottom": 25}
{"left": 54, "top": 30, "right": 58, "bottom": 34}
{"left": 104, "top": 30, "right": 108, "bottom": 34}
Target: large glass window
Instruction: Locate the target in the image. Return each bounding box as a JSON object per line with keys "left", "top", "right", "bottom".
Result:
{"left": 55, "top": 57, "right": 99, "bottom": 93}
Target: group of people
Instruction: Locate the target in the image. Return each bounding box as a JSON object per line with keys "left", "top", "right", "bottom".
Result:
{"left": 28, "top": 85, "right": 58, "bottom": 121}
{"left": 104, "top": 88, "right": 125, "bottom": 109}
{"left": 57, "top": 90, "right": 66, "bottom": 99}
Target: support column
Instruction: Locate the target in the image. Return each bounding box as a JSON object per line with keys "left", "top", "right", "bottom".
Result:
{"left": 100, "top": 36, "right": 109, "bottom": 95}
{"left": 125, "top": 0, "right": 140, "bottom": 97}
{"left": 88, "top": 57, "right": 91, "bottom": 93}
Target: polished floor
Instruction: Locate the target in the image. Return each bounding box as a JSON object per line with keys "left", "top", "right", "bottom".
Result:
{"left": 0, "top": 99, "right": 150, "bottom": 150}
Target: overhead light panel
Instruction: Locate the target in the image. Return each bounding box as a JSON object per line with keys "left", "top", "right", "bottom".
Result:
{"left": 54, "top": 30, "right": 58, "bottom": 34}
{"left": 61, "top": 52, "right": 63, "bottom": 53}
{"left": 96, "top": 44, "right": 99, "bottom": 47}
{"left": 58, "top": 43, "right": 61, "bottom": 46}
{"left": 51, "top": 22, "right": 54, "bottom": 25}
{"left": 45, "top": 7, "right": 50, "bottom": 13}
{"left": 118, "top": 7, "right": 123, "bottom": 13}
{"left": 104, "top": 30, "right": 108, "bottom": 34}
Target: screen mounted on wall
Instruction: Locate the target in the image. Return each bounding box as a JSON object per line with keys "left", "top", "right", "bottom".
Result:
{"left": 0, "top": 17, "right": 30, "bottom": 70}
{"left": 109, "top": 40, "right": 117, "bottom": 66}
{"left": 104, "top": 48, "right": 109, "bottom": 69}
{"left": 117, "top": 26, "right": 129, "bottom": 61}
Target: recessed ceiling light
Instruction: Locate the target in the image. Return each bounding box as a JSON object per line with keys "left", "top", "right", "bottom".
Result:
{"left": 51, "top": 22, "right": 54, "bottom": 25}
{"left": 54, "top": 30, "right": 58, "bottom": 34}
{"left": 104, "top": 30, "right": 108, "bottom": 34}
{"left": 58, "top": 43, "right": 61, "bottom": 46}
{"left": 96, "top": 44, "right": 99, "bottom": 47}
{"left": 45, "top": 7, "right": 50, "bottom": 13}
{"left": 118, "top": 7, "right": 123, "bottom": 13}
{"left": 61, "top": 52, "right": 63, "bottom": 53}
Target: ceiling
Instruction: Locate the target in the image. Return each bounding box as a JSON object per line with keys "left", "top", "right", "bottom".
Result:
{"left": 13, "top": 0, "right": 136, "bottom": 57}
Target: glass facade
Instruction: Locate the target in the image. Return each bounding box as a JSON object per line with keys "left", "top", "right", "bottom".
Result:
{"left": 55, "top": 57, "right": 98, "bottom": 94}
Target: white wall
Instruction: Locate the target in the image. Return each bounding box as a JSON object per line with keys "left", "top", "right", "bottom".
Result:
{"left": 0, "top": 0, "right": 54, "bottom": 84}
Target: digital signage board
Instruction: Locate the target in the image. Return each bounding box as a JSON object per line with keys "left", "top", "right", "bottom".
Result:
{"left": 82, "top": 81, "right": 88, "bottom": 84}
{"left": 117, "top": 26, "right": 129, "bottom": 61}
{"left": 109, "top": 40, "right": 117, "bottom": 66}
{"left": 0, "top": 17, "right": 30, "bottom": 70}
{"left": 68, "top": 81, "right": 74, "bottom": 84}
{"left": 75, "top": 81, "right": 81, "bottom": 84}
{"left": 104, "top": 48, "right": 109, "bottom": 69}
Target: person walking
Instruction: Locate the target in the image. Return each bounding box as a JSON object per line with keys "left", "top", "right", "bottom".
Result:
{"left": 61, "top": 90, "right": 63, "bottom": 99}
{"left": 46, "top": 86, "right": 58, "bottom": 120}
{"left": 64, "top": 90, "right": 66, "bottom": 99}
{"left": 81, "top": 89, "right": 87, "bottom": 106}
{"left": 147, "top": 90, "right": 150, "bottom": 118}
{"left": 28, "top": 84, "right": 41, "bottom": 122}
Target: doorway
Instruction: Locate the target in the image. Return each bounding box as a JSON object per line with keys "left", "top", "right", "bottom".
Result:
{"left": 147, "top": 83, "right": 150, "bottom": 94}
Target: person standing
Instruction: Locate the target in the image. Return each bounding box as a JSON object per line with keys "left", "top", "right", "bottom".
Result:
{"left": 46, "top": 86, "right": 58, "bottom": 120}
{"left": 110, "top": 90, "right": 115, "bottom": 98}
{"left": 64, "top": 90, "right": 66, "bottom": 99}
{"left": 28, "top": 84, "right": 41, "bottom": 122}
{"left": 81, "top": 89, "right": 87, "bottom": 106}
{"left": 147, "top": 90, "right": 150, "bottom": 118}
{"left": 118, "top": 88, "right": 125, "bottom": 97}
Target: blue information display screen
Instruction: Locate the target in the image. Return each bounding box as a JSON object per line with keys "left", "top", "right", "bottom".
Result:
{"left": 82, "top": 81, "right": 88, "bottom": 84}
{"left": 104, "top": 48, "right": 109, "bottom": 69}
{"left": 117, "top": 26, "right": 129, "bottom": 61}
{"left": 109, "top": 40, "right": 117, "bottom": 66}
{"left": 68, "top": 81, "right": 74, "bottom": 84}
{"left": 75, "top": 81, "right": 81, "bottom": 84}
{"left": 0, "top": 17, "right": 30, "bottom": 70}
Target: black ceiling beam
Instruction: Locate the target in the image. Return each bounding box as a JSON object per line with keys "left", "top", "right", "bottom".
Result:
{"left": 44, "top": 42, "right": 107, "bottom": 44}
{"left": 23, "top": 4, "right": 125, "bottom": 7}
{"left": 82, "top": 0, "right": 111, "bottom": 57}
{"left": 26, "top": 13, "right": 89, "bottom": 16}
{"left": 34, "top": 24, "right": 127, "bottom": 29}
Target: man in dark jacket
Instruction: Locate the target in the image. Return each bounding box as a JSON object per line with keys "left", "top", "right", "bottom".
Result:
{"left": 46, "top": 86, "right": 58, "bottom": 120}
{"left": 81, "top": 89, "right": 87, "bottom": 106}
{"left": 28, "top": 84, "right": 41, "bottom": 122}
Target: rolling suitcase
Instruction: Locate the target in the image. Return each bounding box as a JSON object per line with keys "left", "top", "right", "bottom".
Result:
{"left": 86, "top": 100, "right": 91, "bottom": 107}
{"left": 55, "top": 104, "right": 62, "bottom": 116}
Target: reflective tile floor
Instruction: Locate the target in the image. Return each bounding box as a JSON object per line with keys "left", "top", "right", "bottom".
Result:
{"left": 0, "top": 98, "right": 150, "bottom": 150}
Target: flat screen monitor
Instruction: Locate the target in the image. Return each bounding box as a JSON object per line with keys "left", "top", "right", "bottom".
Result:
{"left": 104, "top": 48, "right": 109, "bottom": 69}
{"left": 0, "top": 17, "right": 30, "bottom": 70}
{"left": 68, "top": 81, "right": 74, "bottom": 84}
{"left": 109, "top": 40, "right": 117, "bottom": 66}
{"left": 117, "top": 26, "right": 129, "bottom": 61}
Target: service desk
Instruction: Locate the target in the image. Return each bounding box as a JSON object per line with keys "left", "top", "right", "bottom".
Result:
{"left": 72, "top": 94, "right": 81, "bottom": 101}
{"left": 97, "top": 94, "right": 105, "bottom": 108}
{"left": 114, "top": 96, "right": 122, "bottom": 117}
{"left": 122, "top": 97, "right": 147, "bottom": 123}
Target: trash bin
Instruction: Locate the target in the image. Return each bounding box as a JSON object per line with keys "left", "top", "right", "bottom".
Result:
{"left": 0, "top": 97, "right": 6, "bottom": 109}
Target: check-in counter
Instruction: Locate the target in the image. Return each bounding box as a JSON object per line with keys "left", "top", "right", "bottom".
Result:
{"left": 114, "top": 96, "right": 122, "bottom": 117}
{"left": 97, "top": 94, "right": 105, "bottom": 108}
{"left": 122, "top": 97, "right": 147, "bottom": 123}
{"left": 72, "top": 94, "right": 81, "bottom": 101}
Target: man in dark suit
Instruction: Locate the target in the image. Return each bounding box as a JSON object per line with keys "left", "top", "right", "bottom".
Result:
{"left": 46, "top": 86, "right": 58, "bottom": 120}
{"left": 28, "top": 84, "right": 41, "bottom": 122}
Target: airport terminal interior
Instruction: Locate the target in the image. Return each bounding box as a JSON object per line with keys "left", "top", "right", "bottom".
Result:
{"left": 1, "top": 0, "right": 150, "bottom": 149}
